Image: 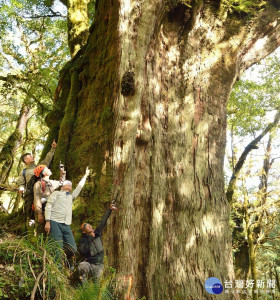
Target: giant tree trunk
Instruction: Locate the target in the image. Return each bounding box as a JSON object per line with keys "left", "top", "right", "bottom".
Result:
{"left": 43, "top": 1, "right": 280, "bottom": 299}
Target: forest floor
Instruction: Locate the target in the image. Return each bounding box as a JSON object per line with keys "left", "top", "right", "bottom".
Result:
{"left": 0, "top": 216, "right": 115, "bottom": 300}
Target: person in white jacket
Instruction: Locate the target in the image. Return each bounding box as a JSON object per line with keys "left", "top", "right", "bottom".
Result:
{"left": 44, "top": 167, "right": 90, "bottom": 264}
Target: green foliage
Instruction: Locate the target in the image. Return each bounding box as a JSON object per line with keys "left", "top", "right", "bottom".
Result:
{"left": 228, "top": 52, "right": 280, "bottom": 137}
{"left": 0, "top": 0, "right": 70, "bottom": 188}
{"left": 75, "top": 280, "right": 114, "bottom": 300}
{"left": 0, "top": 0, "right": 69, "bottom": 113}
{"left": 228, "top": 79, "right": 267, "bottom": 136}
{"left": 0, "top": 232, "right": 117, "bottom": 299}
{"left": 0, "top": 0, "right": 69, "bottom": 114}
{"left": 88, "top": 0, "right": 96, "bottom": 24}
{"left": 221, "top": 0, "right": 267, "bottom": 14}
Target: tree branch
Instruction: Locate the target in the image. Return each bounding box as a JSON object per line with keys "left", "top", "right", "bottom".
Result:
{"left": 0, "top": 74, "right": 28, "bottom": 82}
{"left": 226, "top": 108, "right": 280, "bottom": 203}
{"left": 238, "top": 5, "right": 280, "bottom": 76}
{"left": 0, "top": 53, "right": 16, "bottom": 71}
{"left": 0, "top": 184, "right": 18, "bottom": 192}
{"left": 23, "top": 13, "right": 66, "bottom": 19}
{"left": 27, "top": 253, "right": 37, "bottom": 280}
{"left": 0, "top": 74, "right": 53, "bottom": 98}
{"left": 18, "top": 87, "right": 51, "bottom": 113}
{"left": 20, "top": 6, "right": 66, "bottom": 19}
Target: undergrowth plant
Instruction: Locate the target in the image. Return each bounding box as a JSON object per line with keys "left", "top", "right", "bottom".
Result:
{"left": 0, "top": 234, "right": 115, "bottom": 300}
{"left": 75, "top": 280, "right": 114, "bottom": 300}
{"left": 0, "top": 234, "right": 73, "bottom": 299}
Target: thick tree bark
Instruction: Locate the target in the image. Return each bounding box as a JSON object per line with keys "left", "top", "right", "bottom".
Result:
{"left": 43, "top": 1, "right": 280, "bottom": 299}
{"left": 0, "top": 104, "right": 31, "bottom": 183}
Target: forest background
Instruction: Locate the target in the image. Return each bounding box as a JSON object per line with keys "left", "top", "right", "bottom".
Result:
{"left": 0, "top": 0, "right": 280, "bottom": 300}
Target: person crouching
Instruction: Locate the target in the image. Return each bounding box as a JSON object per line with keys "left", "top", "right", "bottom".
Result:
{"left": 78, "top": 203, "right": 117, "bottom": 283}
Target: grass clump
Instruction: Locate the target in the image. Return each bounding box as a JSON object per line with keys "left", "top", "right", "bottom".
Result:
{"left": 0, "top": 233, "right": 74, "bottom": 299}
{"left": 0, "top": 232, "right": 116, "bottom": 299}
{"left": 75, "top": 280, "right": 114, "bottom": 300}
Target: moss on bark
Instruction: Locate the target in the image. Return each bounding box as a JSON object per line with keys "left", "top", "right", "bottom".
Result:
{"left": 41, "top": 0, "right": 119, "bottom": 228}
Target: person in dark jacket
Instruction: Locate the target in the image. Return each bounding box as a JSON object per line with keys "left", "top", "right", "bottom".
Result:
{"left": 78, "top": 204, "right": 117, "bottom": 282}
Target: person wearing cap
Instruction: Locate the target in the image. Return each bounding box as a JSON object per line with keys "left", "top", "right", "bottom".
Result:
{"left": 17, "top": 140, "right": 57, "bottom": 223}
{"left": 78, "top": 203, "right": 117, "bottom": 283}
{"left": 44, "top": 167, "right": 90, "bottom": 264}
{"left": 33, "top": 165, "right": 66, "bottom": 236}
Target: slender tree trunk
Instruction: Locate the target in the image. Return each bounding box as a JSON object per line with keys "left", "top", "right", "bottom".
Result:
{"left": 247, "top": 231, "right": 258, "bottom": 300}
{"left": 259, "top": 134, "right": 272, "bottom": 204}
{"left": 0, "top": 104, "right": 31, "bottom": 183}
{"left": 11, "top": 126, "right": 30, "bottom": 212}
{"left": 43, "top": 1, "right": 280, "bottom": 299}
{"left": 275, "top": 266, "right": 280, "bottom": 293}
{"left": 244, "top": 191, "right": 258, "bottom": 300}
{"left": 234, "top": 238, "right": 250, "bottom": 280}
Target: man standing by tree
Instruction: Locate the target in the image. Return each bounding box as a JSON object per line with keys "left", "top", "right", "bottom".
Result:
{"left": 44, "top": 167, "right": 90, "bottom": 266}
{"left": 78, "top": 203, "right": 117, "bottom": 283}
{"left": 17, "top": 139, "right": 57, "bottom": 227}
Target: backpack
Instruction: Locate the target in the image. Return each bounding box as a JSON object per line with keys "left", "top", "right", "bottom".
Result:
{"left": 30, "top": 179, "right": 47, "bottom": 212}
{"left": 23, "top": 170, "right": 46, "bottom": 195}
{"left": 23, "top": 169, "right": 47, "bottom": 217}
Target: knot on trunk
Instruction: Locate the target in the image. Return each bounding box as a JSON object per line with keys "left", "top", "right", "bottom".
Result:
{"left": 121, "top": 71, "right": 135, "bottom": 96}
